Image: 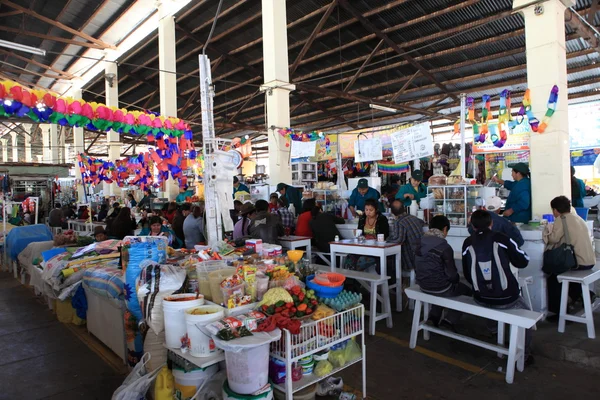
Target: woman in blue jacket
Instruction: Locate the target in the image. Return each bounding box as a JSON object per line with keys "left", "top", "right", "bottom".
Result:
{"left": 492, "top": 162, "right": 532, "bottom": 224}
{"left": 571, "top": 166, "right": 586, "bottom": 208}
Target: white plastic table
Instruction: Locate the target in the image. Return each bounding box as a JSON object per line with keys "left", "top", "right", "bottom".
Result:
{"left": 279, "top": 235, "right": 312, "bottom": 261}
{"left": 329, "top": 239, "right": 402, "bottom": 312}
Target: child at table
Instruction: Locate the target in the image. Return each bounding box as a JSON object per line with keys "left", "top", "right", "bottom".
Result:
{"left": 414, "top": 215, "right": 471, "bottom": 330}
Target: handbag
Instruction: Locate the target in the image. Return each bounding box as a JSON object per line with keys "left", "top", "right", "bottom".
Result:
{"left": 542, "top": 215, "right": 578, "bottom": 274}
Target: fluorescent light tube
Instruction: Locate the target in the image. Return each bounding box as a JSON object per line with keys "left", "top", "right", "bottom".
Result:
{"left": 369, "top": 103, "right": 398, "bottom": 113}
{"left": 0, "top": 39, "right": 46, "bottom": 56}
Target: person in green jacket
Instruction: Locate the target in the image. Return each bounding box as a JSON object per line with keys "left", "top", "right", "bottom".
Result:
{"left": 571, "top": 166, "right": 586, "bottom": 208}
{"left": 276, "top": 183, "right": 302, "bottom": 216}
{"left": 175, "top": 185, "right": 194, "bottom": 203}
{"left": 233, "top": 176, "right": 250, "bottom": 199}
{"left": 492, "top": 162, "right": 532, "bottom": 224}
{"left": 396, "top": 170, "right": 427, "bottom": 207}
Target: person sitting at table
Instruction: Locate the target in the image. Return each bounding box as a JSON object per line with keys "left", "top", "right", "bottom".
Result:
{"left": 93, "top": 225, "right": 108, "bottom": 242}
{"left": 172, "top": 203, "right": 191, "bottom": 245}
{"left": 415, "top": 215, "right": 471, "bottom": 330}
{"left": 106, "top": 202, "right": 120, "bottom": 219}
{"left": 387, "top": 199, "right": 425, "bottom": 272}
{"left": 106, "top": 207, "right": 137, "bottom": 240}
{"left": 275, "top": 197, "right": 295, "bottom": 234}
{"left": 77, "top": 205, "right": 90, "bottom": 220}
{"left": 163, "top": 202, "right": 177, "bottom": 224}
{"left": 97, "top": 204, "right": 108, "bottom": 222}
{"left": 348, "top": 178, "right": 383, "bottom": 217}
{"left": 463, "top": 210, "right": 533, "bottom": 364}
{"left": 231, "top": 200, "right": 243, "bottom": 225}
{"left": 49, "top": 203, "right": 65, "bottom": 228}
{"left": 543, "top": 195, "right": 596, "bottom": 319}
{"left": 295, "top": 199, "right": 316, "bottom": 238}
{"left": 343, "top": 198, "right": 390, "bottom": 272}
{"left": 268, "top": 193, "right": 279, "bottom": 213}
{"left": 139, "top": 215, "right": 175, "bottom": 246}
{"left": 233, "top": 203, "right": 256, "bottom": 242}
{"left": 310, "top": 204, "right": 345, "bottom": 254}
{"left": 62, "top": 204, "right": 75, "bottom": 219}
{"left": 396, "top": 170, "right": 427, "bottom": 208}
{"left": 249, "top": 200, "right": 284, "bottom": 245}
{"left": 183, "top": 205, "right": 206, "bottom": 249}
{"left": 468, "top": 196, "right": 524, "bottom": 248}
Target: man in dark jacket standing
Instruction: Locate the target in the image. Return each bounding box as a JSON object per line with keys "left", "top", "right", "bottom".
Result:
{"left": 462, "top": 210, "right": 533, "bottom": 364}
{"left": 249, "top": 200, "right": 284, "bottom": 245}
{"left": 276, "top": 183, "right": 302, "bottom": 216}
{"left": 415, "top": 215, "right": 471, "bottom": 328}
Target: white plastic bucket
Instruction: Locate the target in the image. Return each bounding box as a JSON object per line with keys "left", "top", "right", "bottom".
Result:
{"left": 223, "top": 380, "right": 273, "bottom": 400}
{"left": 225, "top": 343, "right": 270, "bottom": 395}
{"left": 173, "top": 364, "right": 219, "bottom": 400}
{"left": 185, "top": 305, "right": 225, "bottom": 357}
{"left": 163, "top": 294, "right": 205, "bottom": 349}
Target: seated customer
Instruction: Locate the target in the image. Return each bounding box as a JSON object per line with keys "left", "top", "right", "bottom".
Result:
{"left": 172, "top": 203, "right": 191, "bottom": 247}
{"left": 249, "top": 200, "right": 284, "bottom": 245}
{"left": 543, "top": 195, "right": 596, "bottom": 317}
{"left": 48, "top": 203, "right": 64, "bottom": 228}
{"left": 268, "top": 193, "right": 279, "bottom": 213}
{"left": 107, "top": 207, "right": 137, "bottom": 240}
{"left": 275, "top": 197, "right": 295, "bottom": 234}
{"left": 93, "top": 225, "right": 108, "bottom": 242}
{"left": 183, "top": 205, "right": 206, "bottom": 249}
{"left": 415, "top": 215, "right": 471, "bottom": 328}
{"left": 140, "top": 215, "right": 177, "bottom": 246}
{"left": 463, "top": 210, "right": 532, "bottom": 363}
{"left": 295, "top": 199, "right": 316, "bottom": 238}
{"left": 344, "top": 199, "right": 389, "bottom": 271}
{"left": 310, "top": 205, "right": 345, "bottom": 253}
{"left": 387, "top": 199, "right": 425, "bottom": 272}
{"left": 468, "top": 196, "right": 524, "bottom": 247}
{"left": 233, "top": 203, "right": 256, "bottom": 241}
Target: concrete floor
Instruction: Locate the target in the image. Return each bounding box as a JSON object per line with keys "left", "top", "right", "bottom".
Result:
{"left": 2, "top": 269, "right": 599, "bottom": 400}
{"left": 0, "top": 272, "right": 124, "bottom": 400}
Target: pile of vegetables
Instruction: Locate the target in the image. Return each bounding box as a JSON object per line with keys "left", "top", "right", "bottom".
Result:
{"left": 259, "top": 286, "right": 318, "bottom": 318}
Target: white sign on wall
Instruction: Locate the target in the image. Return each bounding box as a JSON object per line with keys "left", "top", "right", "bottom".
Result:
{"left": 290, "top": 140, "right": 317, "bottom": 158}
{"left": 353, "top": 138, "right": 383, "bottom": 162}
{"left": 390, "top": 123, "right": 434, "bottom": 164}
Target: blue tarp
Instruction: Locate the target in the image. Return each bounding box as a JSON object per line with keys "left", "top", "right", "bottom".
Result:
{"left": 6, "top": 224, "right": 53, "bottom": 261}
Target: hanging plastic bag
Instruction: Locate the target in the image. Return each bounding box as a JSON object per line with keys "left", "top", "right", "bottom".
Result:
{"left": 343, "top": 339, "right": 361, "bottom": 361}
{"left": 112, "top": 353, "right": 165, "bottom": 400}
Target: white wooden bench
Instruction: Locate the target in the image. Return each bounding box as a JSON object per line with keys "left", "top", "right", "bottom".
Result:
{"left": 405, "top": 286, "right": 543, "bottom": 384}
{"left": 316, "top": 265, "right": 391, "bottom": 335}
{"left": 557, "top": 268, "right": 600, "bottom": 339}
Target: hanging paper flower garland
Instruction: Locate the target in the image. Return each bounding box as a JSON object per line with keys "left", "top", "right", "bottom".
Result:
{"left": 494, "top": 90, "right": 511, "bottom": 148}
{"left": 78, "top": 153, "right": 155, "bottom": 190}
{"left": 278, "top": 128, "right": 324, "bottom": 143}
{"left": 516, "top": 85, "right": 559, "bottom": 133}
{"left": 478, "top": 95, "right": 491, "bottom": 143}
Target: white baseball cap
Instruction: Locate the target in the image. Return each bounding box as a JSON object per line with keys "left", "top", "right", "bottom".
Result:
{"left": 485, "top": 196, "right": 502, "bottom": 211}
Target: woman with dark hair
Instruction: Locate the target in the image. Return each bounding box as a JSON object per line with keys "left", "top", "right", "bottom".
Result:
{"left": 233, "top": 203, "right": 256, "bottom": 241}
{"left": 295, "top": 198, "right": 317, "bottom": 238}
{"left": 106, "top": 207, "right": 137, "bottom": 240}
{"left": 140, "top": 215, "right": 178, "bottom": 246}
{"left": 164, "top": 201, "right": 177, "bottom": 224}
{"left": 571, "top": 166, "right": 586, "bottom": 208}
{"left": 126, "top": 193, "right": 137, "bottom": 209}
{"left": 97, "top": 203, "right": 108, "bottom": 222}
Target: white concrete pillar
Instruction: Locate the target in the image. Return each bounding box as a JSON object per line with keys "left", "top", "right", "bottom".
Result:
{"left": 23, "top": 124, "right": 32, "bottom": 162}
{"left": 158, "top": 2, "right": 180, "bottom": 200}
{"left": 41, "top": 125, "right": 51, "bottom": 162}
{"left": 69, "top": 89, "right": 87, "bottom": 202}
{"left": 64, "top": 143, "right": 70, "bottom": 164}
{"left": 49, "top": 124, "right": 59, "bottom": 164}
{"left": 105, "top": 60, "right": 122, "bottom": 197}
{"left": 261, "top": 0, "right": 294, "bottom": 185}
{"left": 58, "top": 126, "right": 66, "bottom": 163}
{"left": 514, "top": 0, "right": 573, "bottom": 217}
{"left": 1, "top": 139, "right": 7, "bottom": 162}
{"left": 10, "top": 132, "right": 18, "bottom": 162}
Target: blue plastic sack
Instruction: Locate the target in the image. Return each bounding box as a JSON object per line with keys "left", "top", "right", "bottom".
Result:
{"left": 42, "top": 247, "right": 67, "bottom": 262}
{"left": 6, "top": 224, "right": 52, "bottom": 261}
{"left": 124, "top": 242, "right": 163, "bottom": 322}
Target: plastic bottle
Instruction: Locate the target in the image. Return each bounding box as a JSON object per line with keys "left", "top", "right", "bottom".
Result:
{"left": 409, "top": 201, "right": 418, "bottom": 216}
{"left": 334, "top": 235, "right": 339, "bottom": 242}
{"left": 154, "top": 366, "right": 174, "bottom": 400}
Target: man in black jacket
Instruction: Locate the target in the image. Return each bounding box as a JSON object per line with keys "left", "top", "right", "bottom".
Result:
{"left": 415, "top": 215, "right": 471, "bottom": 328}
{"left": 462, "top": 210, "right": 533, "bottom": 363}
{"left": 249, "top": 200, "right": 284, "bottom": 245}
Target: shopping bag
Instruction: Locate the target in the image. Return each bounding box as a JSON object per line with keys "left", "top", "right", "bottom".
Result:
{"left": 112, "top": 353, "right": 165, "bottom": 400}
{"left": 542, "top": 215, "right": 578, "bottom": 274}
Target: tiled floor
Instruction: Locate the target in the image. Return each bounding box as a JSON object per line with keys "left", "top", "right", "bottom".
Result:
{"left": 0, "top": 272, "right": 124, "bottom": 399}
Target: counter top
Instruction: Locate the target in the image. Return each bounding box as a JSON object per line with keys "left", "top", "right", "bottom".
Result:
{"left": 447, "top": 224, "right": 544, "bottom": 241}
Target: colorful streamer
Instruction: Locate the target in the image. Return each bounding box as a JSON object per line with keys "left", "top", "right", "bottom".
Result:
{"left": 516, "top": 85, "right": 558, "bottom": 133}
{"left": 78, "top": 153, "right": 155, "bottom": 190}
{"left": 278, "top": 128, "right": 324, "bottom": 143}
{"left": 494, "top": 90, "right": 510, "bottom": 148}
{"left": 376, "top": 161, "right": 409, "bottom": 174}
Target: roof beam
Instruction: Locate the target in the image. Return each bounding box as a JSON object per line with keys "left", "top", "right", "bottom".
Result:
{"left": 297, "top": 93, "right": 360, "bottom": 130}
{"left": 565, "top": 8, "right": 600, "bottom": 52}
{"left": 0, "top": 10, "right": 21, "bottom": 17}
{"left": 338, "top": 0, "right": 457, "bottom": 101}
{"left": 0, "top": 0, "right": 116, "bottom": 49}
{"left": 389, "top": 71, "right": 420, "bottom": 102}
{"left": 587, "top": 0, "right": 599, "bottom": 25}
{"left": 290, "top": 0, "right": 338, "bottom": 76}
{"left": 0, "top": 67, "right": 65, "bottom": 79}
{"left": 344, "top": 39, "right": 384, "bottom": 92}
{"left": 0, "top": 26, "right": 107, "bottom": 49}
{"left": 0, "top": 49, "right": 73, "bottom": 78}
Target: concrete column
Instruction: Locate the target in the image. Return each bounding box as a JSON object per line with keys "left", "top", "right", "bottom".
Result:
{"left": 64, "top": 143, "right": 70, "bottom": 164}
{"left": 41, "top": 125, "right": 51, "bottom": 162}
{"left": 49, "top": 124, "right": 59, "bottom": 164}
{"left": 105, "top": 60, "right": 122, "bottom": 197}
{"left": 70, "top": 89, "right": 86, "bottom": 202}
{"left": 1, "top": 139, "right": 7, "bottom": 162}
{"left": 10, "top": 132, "right": 18, "bottom": 162}
{"left": 158, "top": 2, "right": 180, "bottom": 200}
{"left": 261, "top": 0, "right": 294, "bottom": 185}
{"left": 513, "top": 0, "right": 573, "bottom": 217}
{"left": 23, "top": 124, "right": 32, "bottom": 162}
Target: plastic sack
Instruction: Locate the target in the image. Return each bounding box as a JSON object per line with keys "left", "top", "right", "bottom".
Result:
{"left": 6, "top": 224, "right": 52, "bottom": 261}
{"left": 344, "top": 339, "right": 361, "bottom": 361}
{"left": 328, "top": 348, "right": 347, "bottom": 368}
{"left": 137, "top": 262, "right": 187, "bottom": 335}
{"left": 314, "top": 360, "right": 333, "bottom": 377}
{"left": 112, "top": 353, "right": 164, "bottom": 400}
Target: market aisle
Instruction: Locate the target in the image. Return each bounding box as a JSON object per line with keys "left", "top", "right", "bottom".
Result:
{"left": 0, "top": 272, "right": 124, "bottom": 399}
